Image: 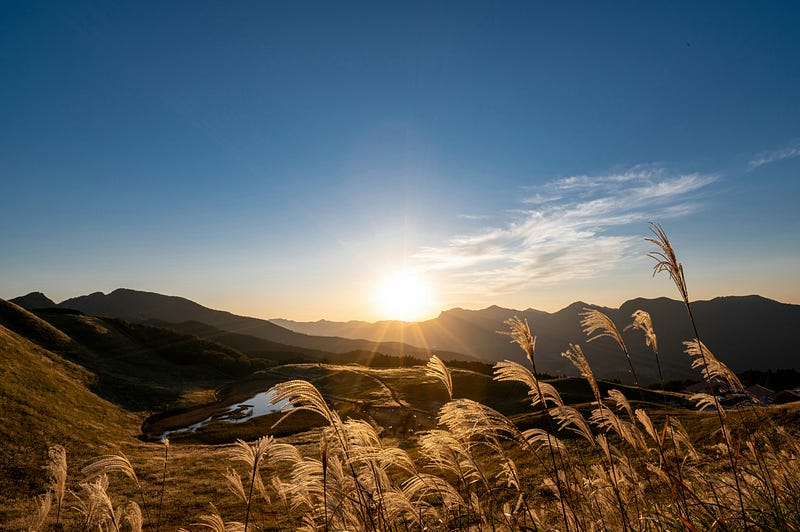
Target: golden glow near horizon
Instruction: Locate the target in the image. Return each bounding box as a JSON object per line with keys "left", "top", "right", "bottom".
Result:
{"left": 373, "top": 270, "right": 436, "bottom": 321}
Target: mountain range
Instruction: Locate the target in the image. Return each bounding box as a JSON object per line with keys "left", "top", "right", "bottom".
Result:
{"left": 10, "top": 289, "right": 800, "bottom": 382}
{"left": 273, "top": 295, "right": 800, "bottom": 381}
{"left": 10, "top": 289, "right": 470, "bottom": 361}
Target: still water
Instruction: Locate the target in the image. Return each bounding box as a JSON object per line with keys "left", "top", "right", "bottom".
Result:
{"left": 162, "top": 390, "right": 289, "bottom": 439}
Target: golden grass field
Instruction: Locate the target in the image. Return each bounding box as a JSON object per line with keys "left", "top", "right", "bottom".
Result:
{"left": 4, "top": 224, "right": 800, "bottom": 531}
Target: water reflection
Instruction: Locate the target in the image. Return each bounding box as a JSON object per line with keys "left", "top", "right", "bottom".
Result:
{"left": 162, "top": 390, "right": 289, "bottom": 439}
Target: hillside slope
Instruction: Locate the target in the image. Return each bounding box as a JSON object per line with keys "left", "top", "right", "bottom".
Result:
{"left": 0, "top": 321, "right": 139, "bottom": 516}
{"left": 1, "top": 299, "right": 262, "bottom": 412}
{"left": 56, "top": 288, "right": 473, "bottom": 360}
{"left": 142, "top": 319, "right": 333, "bottom": 361}
{"left": 30, "top": 308, "right": 257, "bottom": 411}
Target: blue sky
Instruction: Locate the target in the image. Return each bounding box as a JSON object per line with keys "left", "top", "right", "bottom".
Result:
{"left": 1, "top": 1, "right": 799, "bottom": 320}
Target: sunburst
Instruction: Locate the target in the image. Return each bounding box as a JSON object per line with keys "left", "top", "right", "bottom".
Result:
{"left": 372, "top": 270, "right": 435, "bottom": 321}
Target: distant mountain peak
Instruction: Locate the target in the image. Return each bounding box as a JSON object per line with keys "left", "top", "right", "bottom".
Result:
{"left": 9, "top": 292, "right": 57, "bottom": 310}
{"left": 109, "top": 288, "right": 134, "bottom": 294}
{"left": 709, "top": 294, "right": 768, "bottom": 303}
{"left": 562, "top": 301, "right": 590, "bottom": 312}
{"left": 107, "top": 287, "right": 177, "bottom": 298}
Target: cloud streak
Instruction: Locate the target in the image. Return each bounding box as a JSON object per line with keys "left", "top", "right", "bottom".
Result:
{"left": 456, "top": 213, "right": 493, "bottom": 221}
{"left": 749, "top": 140, "right": 800, "bottom": 169}
{"left": 414, "top": 167, "right": 716, "bottom": 296}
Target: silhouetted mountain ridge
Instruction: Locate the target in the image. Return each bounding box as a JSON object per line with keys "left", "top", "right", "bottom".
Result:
{"left": 11, "top": 289, "right": 798, "bottom": 381}
{"left": 54, "top": 288, "right": 472, "bottom": 361}
{"left": 9, "top": 291, "right": 57, "bottom": 309}
{"left": 273, "top": 295, "right": 800, "bottom": 382}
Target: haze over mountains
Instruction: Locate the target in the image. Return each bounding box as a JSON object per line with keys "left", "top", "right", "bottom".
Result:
{"left": 274, "top": 295, "right": 800, "bottom": 381}
{"left": 9, "top": 288, "right": 800, "bottom": 383}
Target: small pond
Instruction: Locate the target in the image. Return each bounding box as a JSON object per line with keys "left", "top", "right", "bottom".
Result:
{"left": 161, "top": 390, "right": 290, "bottom": 439}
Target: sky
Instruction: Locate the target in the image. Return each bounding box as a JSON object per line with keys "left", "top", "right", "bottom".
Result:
{"left": 1, "top": 1, "right": 799, "bottom": 321}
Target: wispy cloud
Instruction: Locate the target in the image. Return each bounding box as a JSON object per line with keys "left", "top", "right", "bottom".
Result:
{"left": 456, "top": 213, "right": 493, "bottom": 221}
{"left": 522, "top": 192, "right": 563, "bottom": 205}
{"left": 749, "top": 140, "right": 800, "bottom": 169}
{"left": 414, "top": 167, "right": 716, "bottom": 296}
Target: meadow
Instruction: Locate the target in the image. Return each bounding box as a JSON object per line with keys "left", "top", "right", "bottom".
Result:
{"left": 9, "top": 224, "right": 800, "bottom": 531}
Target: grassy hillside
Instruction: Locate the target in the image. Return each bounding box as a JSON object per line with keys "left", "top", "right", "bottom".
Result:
{"left": 143, "top": 319, "right": 336, "bottom": 362}
{"left": 0, "top": 323, "right": 139, "bottom": 521}
{"left": 30, "top": 309, "right": 258, "bottom": 411}
{"left": 5, "top": 311, "right": 800, "bottom": 529}
{"left": 0, "top": 300, "right": 78, "bottom": 356}
{"left": 145, "top": 319, "right": 481, "bottom": 371}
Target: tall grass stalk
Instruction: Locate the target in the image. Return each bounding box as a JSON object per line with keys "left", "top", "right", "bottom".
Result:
{"left": 230, "top": 436, "right": 272, "bottom": 532}
{"left": 47, "top": 445, "right": 67, "bottom": 528}
{"left": 626, "top": 311, "right": 692, "bottom": 521}
{"left": 156, "top": 438, "right": 169, "bottom": 532}
{"left": 81, "top": 453, "right": 152, "bottom": 526}
{"left": 502, "top": 316, "right": 571, "bottom": 532}
{"left": 647, "top": 221, "right": 748, "bottom": 528}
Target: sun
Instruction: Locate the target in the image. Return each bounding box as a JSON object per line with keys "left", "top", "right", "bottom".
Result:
{"left": 373, "top": 270, "right": 435, "bottom": 321}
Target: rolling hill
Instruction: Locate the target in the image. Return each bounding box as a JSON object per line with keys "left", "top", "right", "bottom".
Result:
{"left": 35, "top": 288, "right": 472, "bottom": 361}
{"left": 0, "top": 301, "right": 261, "bottom": 412}
{"left": 0, "top": 302, "right": 140, "bottom": 517}
{"left": 142, "top": 319, "right": 449, "bottom": 368}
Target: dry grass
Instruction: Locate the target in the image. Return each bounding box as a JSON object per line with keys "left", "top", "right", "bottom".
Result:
{"left": 8, "top": 224, "right": 800, "bottom": 531}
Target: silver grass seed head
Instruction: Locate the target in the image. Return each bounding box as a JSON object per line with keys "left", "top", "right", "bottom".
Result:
{"left": 501, "top": 316, "right": 536, "bottom": 364}
{"left": 562, "top": 344, "right": 602, "bottom": 405}
{"left": 646, "top": 222, "right": 689, "bottom": 301}
{"left": 626, "top": 309, "right": 658, "bottom": 353}
{"left": 81, "top": 453, "right": 139, "bottom": 487}
{"left": 47, "top": 445, "right": 67, "bottom": 503}
{"left": 580, "top": 308, "right": 626, "bottom": 353}
{"left": 124, "top": 501, "right": 143, "bottom": 532}
{"left": 424, "top": 355, "right": 453, "bottom": 400}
